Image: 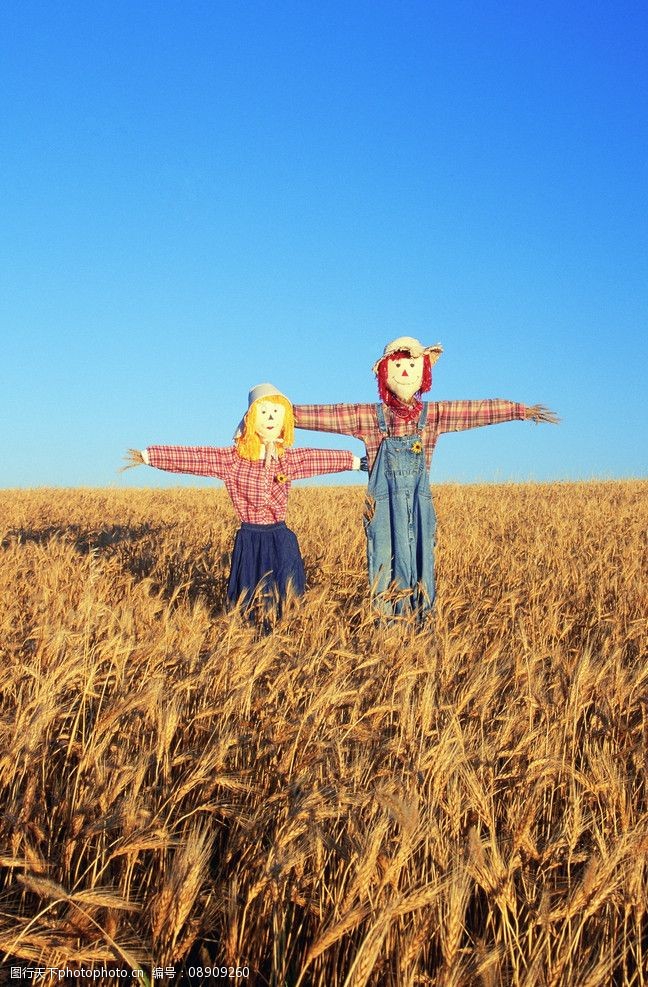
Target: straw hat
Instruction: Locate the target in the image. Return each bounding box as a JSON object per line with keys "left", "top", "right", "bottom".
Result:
{"left": 371, "top": 337, "right": 443, "bottom": 374}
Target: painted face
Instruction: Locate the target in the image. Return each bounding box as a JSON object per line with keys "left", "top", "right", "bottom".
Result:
{"left": 253, "top": 399, "right": 286, "bottom": 443}
{"left": 386, "top": 354, "right": 424, "bottom": 401}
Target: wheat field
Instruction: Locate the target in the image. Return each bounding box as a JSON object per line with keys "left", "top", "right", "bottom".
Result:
{"left": 0, "top": 480, "right": 646, "bottom": 986}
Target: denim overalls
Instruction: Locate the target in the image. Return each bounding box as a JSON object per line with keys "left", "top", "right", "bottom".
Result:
{"left": 364, "top": 403, "right": 436, "bottom": 617}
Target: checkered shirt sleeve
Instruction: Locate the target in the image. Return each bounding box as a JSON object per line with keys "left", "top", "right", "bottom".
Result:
{"left": 286, "top": 448, "right": 355, "bottom": 480}
{"left": 146, "top": 445, "right": 235, "bottom": 478}
{"left": 431, "top": 400, "right": 526, "bottom": 433}
{"left": 293, "top": 403, "right": 378, "bottom": 440}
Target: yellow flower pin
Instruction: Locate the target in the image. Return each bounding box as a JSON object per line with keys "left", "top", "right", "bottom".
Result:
{"left": 411, "top": 440, "right": 423, "bottom": 454}
{"left": 275, "top": 472, "right": 288, "bottom": 484}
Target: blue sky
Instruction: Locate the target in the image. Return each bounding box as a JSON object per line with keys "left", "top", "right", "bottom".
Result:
{"left": 2, "top": 0, "right": 646, "bottom": 487}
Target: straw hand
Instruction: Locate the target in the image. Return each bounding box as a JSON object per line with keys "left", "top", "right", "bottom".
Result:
{"left": 525, "top": 404, "right": 560, "bottom": 425}
{"left": 120, "top": 448, "right": 146, "bottom": 472}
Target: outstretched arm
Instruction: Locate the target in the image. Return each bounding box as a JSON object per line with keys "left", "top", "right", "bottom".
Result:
{"left": 287, "top": 448, "right": 362, "bottom": 481}
{"left": 121, "top": 445, "right": 233, "bottom": 478}
{"left": 434, "top": 399, "right": 558, "bottom": 433}
{"left": 293, "top": 403, "right": 369, "bottom": 440}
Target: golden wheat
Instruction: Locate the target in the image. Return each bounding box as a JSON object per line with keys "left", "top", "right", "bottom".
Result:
{"left": 0, "top": 480, "right": 646, "bottom": 985}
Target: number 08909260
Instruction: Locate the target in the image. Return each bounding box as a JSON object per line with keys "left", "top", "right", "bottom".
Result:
{"left": 186, "top": 968, "right": 250, "bottom": 979}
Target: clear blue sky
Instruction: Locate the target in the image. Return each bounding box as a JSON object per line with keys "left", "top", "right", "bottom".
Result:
{"left": 2, "top": 0, "right": 646, "bottom": 487}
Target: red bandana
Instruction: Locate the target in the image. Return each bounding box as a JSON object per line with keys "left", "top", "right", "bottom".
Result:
{"left": 383, "top": 390, "right": 424, "bottom": 423}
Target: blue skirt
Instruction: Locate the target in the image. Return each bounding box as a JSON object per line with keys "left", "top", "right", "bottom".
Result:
{"left": 227, "top": 521, "right": 306, "bottom": 610}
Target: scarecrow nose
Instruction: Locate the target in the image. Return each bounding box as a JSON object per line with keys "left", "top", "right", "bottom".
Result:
{"left": 401, "top": 369, "right": 409, "bottom": 377}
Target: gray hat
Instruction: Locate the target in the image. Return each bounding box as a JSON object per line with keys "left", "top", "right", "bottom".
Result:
{"left": 234, "top": 383, "right": 290, "bottom": 438}
{"left": 246, "top": 382, "right": 289, "bottom": 406}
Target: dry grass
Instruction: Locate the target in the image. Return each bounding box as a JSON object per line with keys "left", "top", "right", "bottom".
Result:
{"left": 0, "top": 480, "right": 646, "bottom": 986}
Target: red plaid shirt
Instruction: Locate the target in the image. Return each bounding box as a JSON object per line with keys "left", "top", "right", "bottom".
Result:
{"left": 145, "top": 445, "right": 355, "bottom": 523}
{"left": 293, "top": 400, "right": 526, "bottom": 470}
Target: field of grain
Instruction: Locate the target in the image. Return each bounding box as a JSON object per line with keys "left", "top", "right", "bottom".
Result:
{"left": 0, "top": 480, "right": 646, "bottom": 986}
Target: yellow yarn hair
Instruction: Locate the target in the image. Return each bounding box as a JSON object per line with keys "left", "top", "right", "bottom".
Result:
{"left": 235, "top": 394, "right": 295, "bottom": 461}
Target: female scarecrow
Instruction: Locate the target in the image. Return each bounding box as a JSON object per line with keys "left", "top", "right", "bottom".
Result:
{"left": 123, "top": 383, "right": 363, "bottom": 615}
{"left": 294, "top": 337, "right": 559, "bottom": 617}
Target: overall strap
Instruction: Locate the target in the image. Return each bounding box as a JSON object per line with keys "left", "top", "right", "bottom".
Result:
{"left": 376, "top": 403, "right": 389, "bottom": 435}
{"left": 417, "top": 402, "right": 429, "bottom": 430}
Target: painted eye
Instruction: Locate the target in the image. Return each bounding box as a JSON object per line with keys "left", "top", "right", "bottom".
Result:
{"left": 394, "top": 362, "right": 401, "bottom": 367}
{"left": 410, "top": 362, "right": 415, "bottom": 367}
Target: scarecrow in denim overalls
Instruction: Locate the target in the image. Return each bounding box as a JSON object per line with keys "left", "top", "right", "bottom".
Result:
{"left": 294, "top": 337, "right": 559, "bottom": 617}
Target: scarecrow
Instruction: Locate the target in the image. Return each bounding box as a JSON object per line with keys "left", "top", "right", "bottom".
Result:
{"left": 294, "top": 337, "right": 559, "bottom": 617}
{"left": 123, "top": 383, "right": 364, "bottom": 616}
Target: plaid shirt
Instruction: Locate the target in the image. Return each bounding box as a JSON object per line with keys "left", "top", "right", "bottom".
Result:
{"left": 293, "top": 400, "right": 526, "bottom": 470}
{"left": 146, "top": 445, "right": 355, "bottom": 524}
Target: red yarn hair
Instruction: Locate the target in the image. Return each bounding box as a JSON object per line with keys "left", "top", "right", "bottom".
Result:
{"left": 377, "top": 351, "right": 432, "bottom": 403}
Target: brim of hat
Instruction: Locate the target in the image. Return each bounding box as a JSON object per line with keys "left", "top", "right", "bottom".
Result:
{"left": 372, "top": 344, "right": 443, "bottom": 374}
